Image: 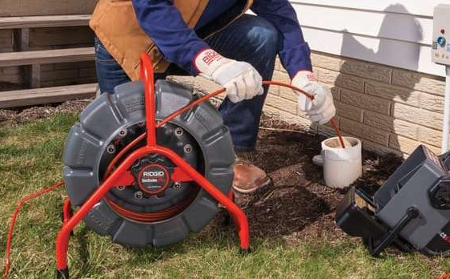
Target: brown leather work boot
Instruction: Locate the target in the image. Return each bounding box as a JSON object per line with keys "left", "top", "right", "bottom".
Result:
{"left": 232, "top": 160, "right": 270, "bottom": 194}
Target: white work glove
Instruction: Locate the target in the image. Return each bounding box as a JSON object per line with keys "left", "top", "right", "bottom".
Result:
{"left": 292, "top": 71, "right": 336, "bottom": 125}
{"left": 194, "top": 49, "right": 264, "bottom": 103}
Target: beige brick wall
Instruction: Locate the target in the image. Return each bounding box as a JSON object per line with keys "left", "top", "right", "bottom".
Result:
{"left": 271, "top": 52, "right": 447, "bottom": 157}
{"left": 172, "top": 51, "right": 448, "bottom": 157}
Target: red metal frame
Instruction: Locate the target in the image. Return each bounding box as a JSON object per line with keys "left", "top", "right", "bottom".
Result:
{"left": 62, "top": 198, "right": 72, "bottom": 225}
{"left": 55, "top": 53, "right": 250, "bottom": 276}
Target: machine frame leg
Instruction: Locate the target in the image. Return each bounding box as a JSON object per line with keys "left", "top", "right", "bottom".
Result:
{"left": 62, "top": 198, "right": 73, "bottom": 237}
{"left": 369, "top": 206, "right": 419, "bottom": 256}
{"left": 224, "top": 190, "right": 238, "bottom": 227}
{"left": 56, "top": 150, "right": 249, "bottom": 275}
{"left": 62, "top": 198, "right": 72, "bottom": 225}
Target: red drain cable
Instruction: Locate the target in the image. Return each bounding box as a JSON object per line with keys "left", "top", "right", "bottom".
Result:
{"left": 158, "top": 81, "right": 345, "bottom": 148}
{"left": 264, "top": 81, "right": 344, "bottom": 148}
{"left": 1, "top": 80, "right": 346, "bottom": 278}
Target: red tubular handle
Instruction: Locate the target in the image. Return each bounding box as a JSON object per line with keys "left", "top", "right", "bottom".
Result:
{"left": 140, "top": 53, "right": 157, "bottom": 147}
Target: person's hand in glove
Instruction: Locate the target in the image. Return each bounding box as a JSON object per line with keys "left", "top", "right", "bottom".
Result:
{"left": 292, "top": 71, "right": 336, "bottom": 125}
{"left": 195, "top": 49, "right": 264, "bottom": 103}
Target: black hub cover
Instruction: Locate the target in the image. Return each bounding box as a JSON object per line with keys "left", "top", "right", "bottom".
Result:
{"left": 133, "top": 157, "right": 172, "bottom": 195}
{"left": 100, "top": 123, "right": 201, "bottom": 213}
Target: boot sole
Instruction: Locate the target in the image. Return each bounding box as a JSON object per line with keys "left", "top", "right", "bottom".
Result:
{"left": 232, "top": 178, "right": 271, "bottom": 194}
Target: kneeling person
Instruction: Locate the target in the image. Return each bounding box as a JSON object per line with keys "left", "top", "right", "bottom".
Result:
{"left": 90, "top": 0, "right": 336, "bottom": 194}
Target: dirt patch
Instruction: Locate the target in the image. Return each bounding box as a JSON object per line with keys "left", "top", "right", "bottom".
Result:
{"left": 0, "top": 99, "right": 92, "bottom": 125}
{"left": 225, "top": 114, "right": 404, "bottom": 244}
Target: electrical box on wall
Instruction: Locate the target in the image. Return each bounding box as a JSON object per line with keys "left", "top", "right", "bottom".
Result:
{"left": 433, "top": 4, "right": 450, "bottom": 66}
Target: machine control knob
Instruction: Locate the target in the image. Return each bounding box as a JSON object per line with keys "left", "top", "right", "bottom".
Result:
{"left": 437, "top": 36, "right": 447, "bottom": 47}
{"left": 429, "top": 176, "right": 450, "bottom": 210}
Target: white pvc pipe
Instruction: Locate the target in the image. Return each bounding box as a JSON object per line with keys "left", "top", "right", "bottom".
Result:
{"left": 441, "top": 66, "right": 450, "bottom": 153}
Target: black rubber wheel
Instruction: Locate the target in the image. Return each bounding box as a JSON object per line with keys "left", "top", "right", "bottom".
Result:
{"left": 63, "top": 80, "right": 235, "bottom": 247}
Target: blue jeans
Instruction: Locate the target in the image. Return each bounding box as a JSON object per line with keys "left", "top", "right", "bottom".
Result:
{"left": 95, "top": 14, "right": 279, "bottom": 152}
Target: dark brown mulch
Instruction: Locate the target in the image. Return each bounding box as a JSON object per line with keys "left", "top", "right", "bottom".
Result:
{"left": 228, "top": 115, "right": 404, "bottom": 243}
{"left": 0, "top": 99, "right": 92, "bottom": 125}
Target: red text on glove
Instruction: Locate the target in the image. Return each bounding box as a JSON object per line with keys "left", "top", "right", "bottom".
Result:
{"left": 202, "top": 50, "right": 222, "bottom": 65}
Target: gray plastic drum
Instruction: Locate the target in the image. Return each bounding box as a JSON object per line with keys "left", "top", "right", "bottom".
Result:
{"left": 63, "top": 80, "right": 235, "bottom": 247}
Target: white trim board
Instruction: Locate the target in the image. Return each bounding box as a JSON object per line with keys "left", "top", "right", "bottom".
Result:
{"left": 289, "top": 1, "right": 448, "bottom": 76}
{"left": 295, "top": 4, "right": 432, "bottom": 45}
{"left": 291, "top": 0, "right": 450, "bottom": 17}
{"left": 303, "top": 27, "right": 445, "bottom": 77}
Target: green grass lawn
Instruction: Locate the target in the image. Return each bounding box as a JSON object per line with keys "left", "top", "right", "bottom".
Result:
{"left": 1, "top": 113, "right": 450, "bottom": 278}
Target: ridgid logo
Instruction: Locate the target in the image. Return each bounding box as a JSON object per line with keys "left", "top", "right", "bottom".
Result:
{"left": 143, "top": 171, "right": 165, "bottom": 177}
{"left": 139, "top": 166, "right": 168, "bottom": 192}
